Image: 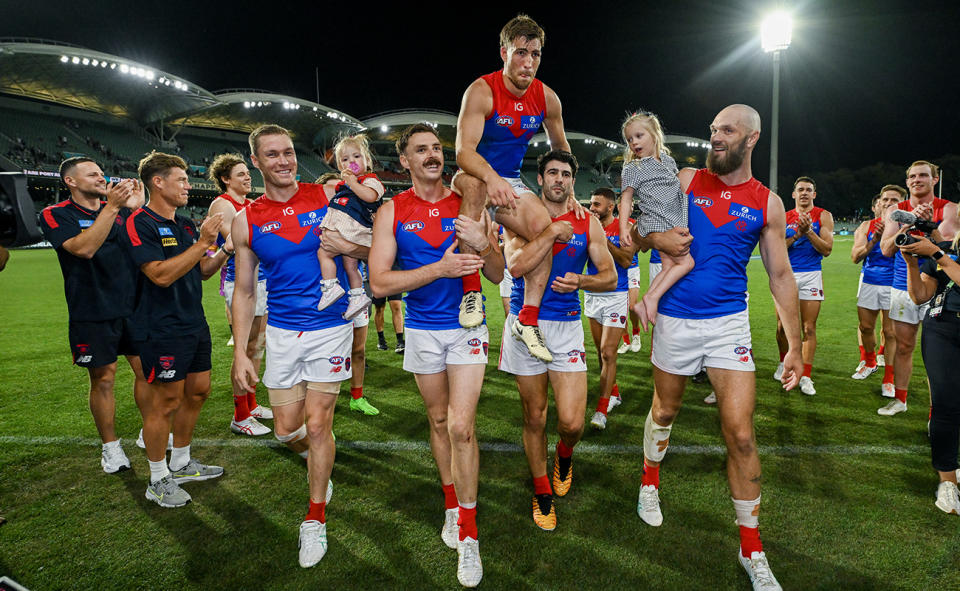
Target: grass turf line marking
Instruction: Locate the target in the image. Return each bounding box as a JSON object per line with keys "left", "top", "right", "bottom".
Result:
{"left": 0, "top": 435, "right": 926, "bottom": 456}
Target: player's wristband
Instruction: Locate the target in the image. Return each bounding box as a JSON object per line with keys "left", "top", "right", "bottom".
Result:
{"left": 219, "top": 245, "right": 235, "bottom": 257}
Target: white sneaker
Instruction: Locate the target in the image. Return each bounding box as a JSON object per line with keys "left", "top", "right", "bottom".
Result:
{"left": 101, "top": 442, "right": 131, "bottom": 474}
{"left": 852, "top": 363, "right": 878, "bottom": 380}
{"left": 250, "top": 405, "right": 273, "bottom": 419}
{"left": 617, "top": 339, "right": 630, "bottom": 354}
{"left": 441, "top": 508, "right": 458, "bottom": 549}
{"left": 298, "top": 520, "right": 328, "bottom": 568}
{"left": 230, "top": 416, "right": 271, "bottom": 436}
{"left": 316, "top": 281, "right": 345, "bottom": 312}
{"left": 878, "top": 399, "right": 907, "bottom": 416}
{"left": 136, "top": 429, "right": 173, "bottom": 450}
{"left": 630, "top": 333, "right": 642, "bottom": 353}
{"left": 607, "top": 395, "right": 622, "bottom": 412}
{"left": 738, "top": 549, "right": 782, "bottom": 590}
{"left": 456, "top": 537, "right": 483, "bottom": 588}
{"left": 637, "top": 484, "right": 663, "bottom": 527}
{"left": 511, "top": 320, "right": 553, "bottom": 362}
{"left": 343, "top": 290, "right": 371, "bottom": 320}
{"left": 877, "top": 354, "right": 885, "bottom": 367}
{"left": 799, "top": 376, "right": 816, "bottom": 396}
{"left": 703, "top": 391, "right": 717, "bottom": 405}
{"left": 881, "top": 383, "right": 895, "bottom": 398}
{"left": 590, "top": 411, "right": 607, "bottom": 430}
{"left": 935, "top": 481, "right": 960, "bottom": 515}
{"left": 772, "top": 362, "right": 784, "bottom": 381}
{"left": 459, "top": 291, "right": 484, "bottom": 328}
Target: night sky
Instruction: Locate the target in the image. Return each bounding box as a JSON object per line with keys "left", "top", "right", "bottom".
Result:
{"left": 6, "top": 0, "right": 960, "bottom": 186}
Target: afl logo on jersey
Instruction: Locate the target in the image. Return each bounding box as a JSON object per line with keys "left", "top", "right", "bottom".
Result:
{"left": 260, "top": 221, "right": 281, "bottom": 234}
{"left": 496, "top": 115, "right": 514, "bottom": 126}
{"left": 694, "top": 197, "right": 713, "bottom": 208}
{"left": 402, "top": 221, "right": 424, "bottom": 232}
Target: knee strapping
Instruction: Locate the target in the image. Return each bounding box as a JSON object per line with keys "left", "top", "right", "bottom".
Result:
{"left": 643, "top": 410, "right": 673, "bottom": 462}
{"left": 275, "top": 424, "right": 307, "bottom": 444}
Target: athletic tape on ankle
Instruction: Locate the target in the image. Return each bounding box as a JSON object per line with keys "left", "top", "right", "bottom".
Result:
{"left": 643, "top": 410, "right": 673, "bottom": 462}
{"left": 275, "top": 424, "right": 307, "bottom": 444}
{"left": 732, "top": 495, "right": 761, "bottom": 528}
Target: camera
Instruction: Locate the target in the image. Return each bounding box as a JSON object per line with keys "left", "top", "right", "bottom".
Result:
{"left": 891, "top": 209, "right": 939, "bottom": 247}
{"left": 0, "top": 172, "right": 43, "bottom": 247}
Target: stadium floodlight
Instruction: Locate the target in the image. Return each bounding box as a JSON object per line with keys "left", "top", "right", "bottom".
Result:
{"left": 380, "top": 125, "right": 388, "bottom": 132}
{"left": 110, "top": 63, "right": 116, "bottom": 69}
{"left": 82, "top": 58, "right": 89, "bottom": 65}
{"left": 119, "top": 64, "right": 129, "bottom": 73}
{"left": 60, "top": 55, "right": 68, "bottom": 63}
{"left": 760, "top": 9, "right": 792, "bottom": 194}
{"left": 91, "top": 59, "right": 98, "bottom": 66}
{"left": 146, "top": 70, "right": 154, "bottom": 80}
{"left": 71, "top": 56, "right": 80, "bottom": 64}
{"left": 101, "top": 61, "right": 107, "bottom": 68}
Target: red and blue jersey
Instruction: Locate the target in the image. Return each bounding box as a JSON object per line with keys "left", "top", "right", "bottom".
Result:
{"left": 861, "top": 217, "right": 895, "bottom": 287}
{"left": 586, "top": 218, "right": 628, "bottom": 292}
{"left": 510, "top": 210, "right": 590, "bottom": 321}
{"left": 246, "top": 183, "right": 350, "bottom": 331}
{"left": 892, "top": 198, "right": 951, "bottom": 290}
{"left": 477, "top": 71, "right": 545, "bottom": 179}
{"left": 650, "top": 249, "right": 662, "bottom": 265}
{"left": 392, "top": 188, "right": 477, "bottom": 330}
{"left": 659, "top": 170, "right": 769, "bottom": 319}
{"left": 785, "top": 206, "right": 826, "bottom": 272}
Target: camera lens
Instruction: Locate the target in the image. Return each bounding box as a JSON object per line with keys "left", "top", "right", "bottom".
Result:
{"left": 895, "top": 233, "right": 916, "bottom": 247}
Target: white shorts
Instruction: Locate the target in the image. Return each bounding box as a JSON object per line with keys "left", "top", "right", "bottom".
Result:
{"left": 889, "top": 287, "right": 930, "bottom": 325}
{"left": 352, "top": 306, "right": 369, "bottom": 328}
{"left": 488, "top": 177, "right": 536, "bottom": 220}
{"left": 628, "top": 266, "right": 641, "bottom": 290}
{"left": 223, "top": 279, "right": 268, "bottom": 317}
{"left": 649, "top": 262, "right": 662, "bottom": 285}
{"left": 499, "top": 314, "right": 587, "bottom": 376}
{"left": 795, "top": 270, "right": 824, "bottom": 301}
{"left": 403, "top": 325, "right": 489, "bottom": 374}
{"left": 499, "top": 271, "right": 514, "bottom": 298}
{"left": 651, "top": 310, "right": 755, "bottom": 376}
{"left": 584, "top": 291, "right": 629, "bottom": 328}
{"left": 262, "top": 323, "right": 353, "bottom": 389}
{"left": 857, "top": 278, "right": 892, "bottom": 311}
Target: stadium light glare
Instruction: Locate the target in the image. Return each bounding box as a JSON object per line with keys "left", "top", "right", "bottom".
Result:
{"left": 81, "top": 58, "right": 89, "bottom": 65}
{"left": 101, "top": 61, "right": 107, "bottom": 68}
{"left": 91, "top": 59, "right": 99, "bottom": 66}
{"left": 380, "top": 125, "right": 388, "bottom": 132}
{"left": 71, "top": 56, "right": 80, "bottom": 64}
{"left": 119, "top": 64, "right": 129, "bottom": 73}
{"left": 60, "top": 55, "right": 68, "bottom": 63}
{"left": 110, "top": 63, "right": 116, "bottom": 69}
{"left": 146, "top": 70, "right": 154, "bottom": 80}
{"left": 761, "top": 11, "right": 793, "bottom": 53}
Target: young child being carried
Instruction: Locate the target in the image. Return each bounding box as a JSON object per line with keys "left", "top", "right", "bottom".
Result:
{"left": 317, "top": 134, "right": 385, "bottom": 319}
{"left": 618, "top": 111, "right": 694, "bottom": 331}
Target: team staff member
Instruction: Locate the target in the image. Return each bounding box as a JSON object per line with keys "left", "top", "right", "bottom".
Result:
{"left": 877, "top": 161, "right": 958, "bottom": 416}
{"left": 39, "top": 157, "right": 146, "bottom": 474}
{"left": 850, "top": 186, "right": 904, "bottom": 394}
{"left": 773, "top": 177, "right": 834, "bottom": 396}
{"left": 207, "top": 153, "right": 273, "bottom": 436}
{"left": 638, "top": 105, "right": 802, "bottom": 591}
{"left": 127, "top": 152, "right": 231, "bottom": 508}
{"left": 231, "top": 125, "right": 353, "bottom": 568}
{"left": 370, "top": 123, "right": 504, "bottom": 588}
{"left": 500, "top": 150, "right": 616, "bottom": 531}
{"left": 584, "top": 187, "right": 634, "bottom": 430}
{"left": 899, "top": 221, "right": 960, "bottom": 515}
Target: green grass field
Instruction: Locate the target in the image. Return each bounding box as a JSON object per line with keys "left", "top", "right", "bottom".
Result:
{"left": 1, "top": 239, "right": 958, "bottom": 590}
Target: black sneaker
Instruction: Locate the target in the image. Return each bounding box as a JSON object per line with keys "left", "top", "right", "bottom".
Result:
{"left": 377, "top": 340, "right": 388, "bottom": 351}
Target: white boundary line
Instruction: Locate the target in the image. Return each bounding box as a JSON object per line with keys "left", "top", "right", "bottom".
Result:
{"left": 0, "top": 435, "right": 927, "bottom": 456}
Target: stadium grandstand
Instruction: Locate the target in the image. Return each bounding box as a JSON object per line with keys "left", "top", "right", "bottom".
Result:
{"left": 0, "top": 38, "right": 709, "bottom": 219}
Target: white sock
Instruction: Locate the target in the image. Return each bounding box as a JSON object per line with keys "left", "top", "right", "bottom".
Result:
{"left": 169, "top": 445, "right": 191, "bottom": 471}
{"left": 102, "top": 439, "right": 120, "bottom": 451}
{"left": 321, "top": 279, "right": 338, "bottom": 291}
{"left": 732, "top": 495, "right": 761, "bottom": 528}
{"left": 458, "top": 500, "right": 477, "bottom": 510}
{"left": 149, "top": 459, "right": 170, "bottom": 483}
{"left": 348, "top": 287, "right": 364, "bottom": 296}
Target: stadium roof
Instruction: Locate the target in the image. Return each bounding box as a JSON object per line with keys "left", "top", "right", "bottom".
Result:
{"left": 0, "top": 39, "right": 218, "bottom": 124}
{"left": 362, "top": 110, "right": 459, "bottom": 146}
{"left": 526, "top": 131, "right": 623, "bottom": 166}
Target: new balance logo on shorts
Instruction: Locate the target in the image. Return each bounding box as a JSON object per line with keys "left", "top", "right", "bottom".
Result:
{"left": 157, "top": 370, "right": 176, "bottom": 379}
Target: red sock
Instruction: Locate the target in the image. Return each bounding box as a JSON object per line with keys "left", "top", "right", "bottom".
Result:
{"left": 350, "top": 386, "right": 363, "bottom": 400}
{"left": 641, "top": 460, "right": 660, "bottom": 488}
{"left": 803, "top": 364, "right": 812, "bottom": 378}
{"left": 929, "top": 406, "right": 933, "bottom": 421}
{"left": 895, "top": 388, "right": 908, "bottom": 404}
{"left": 518, "top": 305, "right": 539, "bottom": 326}
{"left": 533, "top": 474, "right": 552, "bottom": 496}
{"left": 306, "top": 500, "right": 326, "bottom": 523}
{"left": 632, "top": 326, "right": 640, "bottom": 336}
{"left": 864, "top": 351, "right": 877, "bottom": 368}
{"left": 858, "top": 345, "right": 866, "bottom": 361}
{"left": 596, "top": 397, "right": 610, "bottom": 414}
{"left": 441, "top": 482, "right": 458, "bottom": 510}
{"left": 778, "top": 351, "right": 786, "bottom": 362}
{"left": 882, "top": 365, "right": 895, "bottom": 384}
{"left": 878, "top": 345, "right": 885, "bottom": 356}
{"left": 739, "top": 525, "right": 763, "bottom": 557}
{"left": 462, "top": 272, "right": 481, "bottom": 294}
{"left": 556, "top": 440, "right": 574, "bottom": 459}
{"left": 457, "top": 505, "right": 478, "bottom": 540}
{"left": 611, "top": 384, "right": 620, "bottom": 398}
{"left": 233, "top": 392, "right": 251, "bottom": 422}
{"left": 623, "top": 333, "right": 631, "bottom": 345}
{"left": 246, "top": 390, "right": 258, "bottom": 410}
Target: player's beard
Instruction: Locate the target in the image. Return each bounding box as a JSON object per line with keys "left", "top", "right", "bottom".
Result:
{"left": 707, "top": 137, "right": 748, "bottom": 176}
{"left": 544, "top": 183, "right": 571, "bottom": 204}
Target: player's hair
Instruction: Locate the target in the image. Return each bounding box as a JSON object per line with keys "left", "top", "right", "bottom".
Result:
{"left": 500, "top": 14, "right": 545, "bottom": 48}
{"left": 793, "top": 176, "right": 816, "bottom": 190}
{"left": 248, "top": 124, "right": 292, "bottom": 157}
{"left": 138, "top": 151, "right": 187, "bottom": 191}
{"left": 906, "top": 160, "right": 939, "bottom": 179}
{"left": 591, "top": 187, "right": 616, "bottom": 202}
{"left": 879, "top": 184, "right": 907, "bottom": 199}
{"left": 395, "top": 123, "right": 439, "bottom": 156}
{"left": 208, "top": 153, "right": 246, "bottom": 192}
{"left": 58, "top": 156, "right": 97, "bottom": 183}
{"left": 621, "top": 111, "right": 668, "bottom": 164}
{"left": 537, "top": 149, "right": 578, "bottom": 178}
{"left": 333, "top": 133, "right": 373, "bottom": 173}
{"left": 316, "top": 172, "right": 340, "bottom": 184}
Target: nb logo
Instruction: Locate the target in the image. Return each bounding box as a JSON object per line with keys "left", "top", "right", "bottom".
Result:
{"left": 283, "top": 207, "right": 295, "bottom": 215}
{"left": 77, "top": 355, "right": 92, "bottom": 363}
{"left": 158, "top": 370, "right": 176, "bottom": 379}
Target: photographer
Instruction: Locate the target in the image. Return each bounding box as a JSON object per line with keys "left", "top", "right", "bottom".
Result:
{"left": 899, "top": 220, "right": 960, "bottom": 515}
